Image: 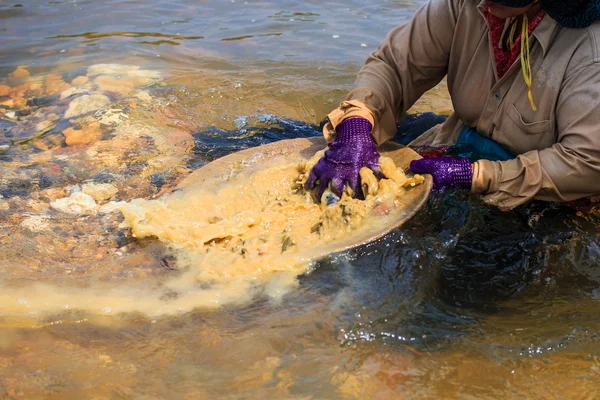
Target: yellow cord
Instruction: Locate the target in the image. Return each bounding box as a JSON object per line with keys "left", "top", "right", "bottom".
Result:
{"left": 520, "top": 14, "right": 537, "bottom": 111}
{"left": 508, "top": 17, "right": 517, "bottom": 50}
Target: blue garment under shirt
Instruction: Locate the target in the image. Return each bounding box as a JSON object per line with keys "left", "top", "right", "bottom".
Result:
{"left": 395, "top": 112, "right": 513, "bottom": 162}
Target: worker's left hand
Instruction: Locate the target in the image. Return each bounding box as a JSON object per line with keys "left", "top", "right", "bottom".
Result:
{"left": 409, "top": 156, "right": 472, "bottom": 191}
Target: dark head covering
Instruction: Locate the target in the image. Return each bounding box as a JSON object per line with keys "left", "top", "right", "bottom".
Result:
{"left": 490, "top": 0, "right": 536, "bottom": 6}
{"left": 489, "top": 0, "right": 600, "bottom": 28}
{"left": 541, "top": 0, "right": 600, "bottom": 28}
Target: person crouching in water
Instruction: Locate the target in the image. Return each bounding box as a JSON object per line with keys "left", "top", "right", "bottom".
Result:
{"left": 305, "top": 0, "right": 600, "bottom": 211}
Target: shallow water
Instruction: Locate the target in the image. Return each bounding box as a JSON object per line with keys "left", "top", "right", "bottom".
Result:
{"left": 1, "top": 0, "right": 600, "bottom": 398}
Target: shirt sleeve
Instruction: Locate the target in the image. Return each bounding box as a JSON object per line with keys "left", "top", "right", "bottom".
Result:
{"left": 327, "top": 0, "right": 461, "bottom": 145}
{"left": 473, "top": 62, "right": 600, "bottom": 210}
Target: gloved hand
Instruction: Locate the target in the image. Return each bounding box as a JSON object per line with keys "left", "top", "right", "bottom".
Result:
{"left": 409, "top": 156, "right": 472, "bottom": 191}
{"left": 305, "top": 117, "right": 381, "bottom": 201}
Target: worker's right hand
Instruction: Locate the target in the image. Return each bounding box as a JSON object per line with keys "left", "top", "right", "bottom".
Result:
{"left": 304, "top": 117, "right": 381, "bottom": 201}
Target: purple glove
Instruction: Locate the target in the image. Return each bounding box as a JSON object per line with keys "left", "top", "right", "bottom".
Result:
{"left": 409, "top": 156, "right": 472, "bottom": 191}
{"left": 305, "top": 117, "right": 381, "bottom": 200}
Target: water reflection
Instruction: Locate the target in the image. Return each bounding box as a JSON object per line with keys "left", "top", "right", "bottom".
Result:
{"left": 0, "top": 0, "right": 422, "bottom": 75}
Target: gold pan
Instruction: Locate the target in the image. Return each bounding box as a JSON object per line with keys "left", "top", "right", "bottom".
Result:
{"left": 177, "top": 137, "right": 432, "bottom": 260}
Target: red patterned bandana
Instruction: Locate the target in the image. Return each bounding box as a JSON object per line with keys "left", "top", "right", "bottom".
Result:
{"left": 484, "top": 7, "right": 546, "bottom": 79}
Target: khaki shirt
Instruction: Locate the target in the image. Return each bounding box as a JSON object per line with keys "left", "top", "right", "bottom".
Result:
{"left": 325, "top": 0, "right": 600, "bottom": 210}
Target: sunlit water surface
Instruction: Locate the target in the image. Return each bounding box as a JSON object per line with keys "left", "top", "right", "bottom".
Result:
{"left": 1, "top": 0, "right": 600, "bottom": 398}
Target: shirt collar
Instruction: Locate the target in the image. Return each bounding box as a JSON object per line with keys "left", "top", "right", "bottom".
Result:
{"left": 476, "top": 0, "right": 560, "bottom": 57}
{"left": 532, "top": 14, "right": 559, "bottom": 56}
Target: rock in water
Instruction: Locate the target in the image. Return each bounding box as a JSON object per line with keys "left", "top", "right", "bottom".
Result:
{"left": 71, "top": 75, "right": 89, "bottom": 86}
{"left": 64, "top": 94, "right": 110, "bottom": 119}
{"left": 9, "top": 65, "right": 30, "bottom": 79}
{"left": 50, "top": 192, "right": 97, "bottom": 214}
{"left": 62, "top": 119, "right": 102, "bottom": 146}
{"left": 87, "top": 63, "right": 140, "bottom": 77}
{"left": 82, "top": 183, "right": 119, "bottom": 203}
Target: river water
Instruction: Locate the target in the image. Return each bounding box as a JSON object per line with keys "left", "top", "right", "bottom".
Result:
{"left": 1, "top": 0, "right": 599, "bottom": 398}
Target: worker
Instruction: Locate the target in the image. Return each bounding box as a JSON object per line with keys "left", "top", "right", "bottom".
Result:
{"left": 305, "top": 0, "right": 600, "bottom": 210}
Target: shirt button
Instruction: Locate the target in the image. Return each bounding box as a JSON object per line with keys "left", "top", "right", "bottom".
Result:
{"left": 494, "top": 92, "right": 501, "bottom": 100}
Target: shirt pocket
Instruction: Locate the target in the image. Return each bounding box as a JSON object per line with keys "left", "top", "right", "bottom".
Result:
{"left": 506, "top": 104, "right": 555, "bottom": 151}
{"left": 507, "top": 104, "right": 553, "bottom": 135}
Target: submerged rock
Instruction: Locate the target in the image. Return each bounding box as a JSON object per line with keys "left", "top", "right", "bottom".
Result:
{"left": 98, "top": 200, "right": 127, "bottom": 214}
{"left": 41, "top": 73, "right": 70, "bottom": 95}
{"left": 50, "top": 192, "right": 97, "bottom": 214}
{"left": 128, "top": 69, "right": 161, "bottom": 80}
{"left": 0, "top": 199, "right": 9, "bottom": 211}
{"left": 87, "top": 63, "right": 140, "bottom": 77}
{"left": 64, "top": 94, "right": 110, "bottom": 119}
{"left": 20, "top": 215, "right": 50, "bottom": 232}
{"left": 9, "top": 66, "right": 30, "bottom": 79}
{"left": 60, "top": 86, "right": 89, "bottom": 100}
{"left": 95, "top": 75, "right": 135, "bottom": 95}
{"left": 1, "top": 118, "right": 16, "bottom": 131}
{"left": 34, "top": 119, "right": 56, "bottom": 135}
{"left": 71, "top": 75, "right": 89, "bottom": 86}
{"left": 96, "top": 108, "right": 128, "bottom": 127}
{"left": 1, "top": 99, "right": 15, "bottom": 108}
{"left": 63, "top": 119, "right": 102, "bottom": 146}
{"left": 27, "top": 94, "right": 60, "bottom": 108}
{"left": 135, "top": 90, "right": 152, "bottom": 102}
{"left": 82, "top": 182, "right": 118, "bottom": 203}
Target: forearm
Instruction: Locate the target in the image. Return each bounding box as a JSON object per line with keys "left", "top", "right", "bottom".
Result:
{"left": 325, "top": 0, "right": 460, "bottom": 145}
{"left": 473, "top": 146, "right": 600, "bottom": 210}
{"left": 346, "top": 0, "right": 458, "bottom": 143}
